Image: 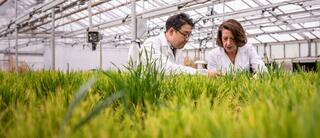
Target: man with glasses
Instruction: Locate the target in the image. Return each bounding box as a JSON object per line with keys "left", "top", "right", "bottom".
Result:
{"left": 140, "top": 13, "right": 212, "bottom": 75}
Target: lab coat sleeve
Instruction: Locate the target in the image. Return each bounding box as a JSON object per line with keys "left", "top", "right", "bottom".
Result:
{"left": 248, "top": 45, "right": 268, "bottom": 73}
{"left": 206, "top": 50, "right": 218, "bottom": 72}
{"left": 141, "top": 39, "right": 204, "bottom": 75}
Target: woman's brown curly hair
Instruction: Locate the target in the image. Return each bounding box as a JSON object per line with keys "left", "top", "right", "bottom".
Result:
{"left": 216, "top": 19, "right": 247, "bottom": 47}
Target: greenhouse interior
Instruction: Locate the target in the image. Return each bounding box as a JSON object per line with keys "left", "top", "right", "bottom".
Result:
{"left": 0, "top": 0, "right": 319, "bottom": 137}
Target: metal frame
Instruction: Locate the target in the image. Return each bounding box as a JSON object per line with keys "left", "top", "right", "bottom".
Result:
{"left": 0, "top": 0, "right": 320, "bottom": 59}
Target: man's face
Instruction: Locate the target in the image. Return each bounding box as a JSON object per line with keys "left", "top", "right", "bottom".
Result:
{"left": 169, "top": 24, "right": 192, "bottom": 49}
{"left": 221, "top": 29, "right": 237, "bottom": 53}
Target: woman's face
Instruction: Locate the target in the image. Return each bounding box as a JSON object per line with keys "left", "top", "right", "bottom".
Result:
{"left": 221, "top": 29, "right": 237, "bottom": 54}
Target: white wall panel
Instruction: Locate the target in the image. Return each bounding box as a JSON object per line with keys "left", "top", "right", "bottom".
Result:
{"left": 44, "top": 45, "right": 129, "bottom": 71}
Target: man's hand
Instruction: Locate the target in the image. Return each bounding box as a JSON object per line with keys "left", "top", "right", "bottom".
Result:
{"left": 207, "top": 70, "right": 222, "bottom": 78}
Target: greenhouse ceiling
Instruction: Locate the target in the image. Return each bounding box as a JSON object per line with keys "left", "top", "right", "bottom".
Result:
{"left": 0, "top": 0, "right": 319, "bottom": 50}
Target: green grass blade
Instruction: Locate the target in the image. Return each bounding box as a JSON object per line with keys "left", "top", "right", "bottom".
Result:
{"left": 59, "top": 75, "right": 98, "bottom": 136}
{"left": 73, "top": 91, "right": 124, "bottom": 131}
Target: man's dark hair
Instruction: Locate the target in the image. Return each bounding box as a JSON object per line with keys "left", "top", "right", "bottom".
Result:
{"left": 165, "top": 13, "right": 194, "bottom": 32}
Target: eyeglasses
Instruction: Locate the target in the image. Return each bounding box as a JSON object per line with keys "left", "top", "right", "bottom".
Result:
{"left": 176, "top": 29, "right": 192, "bottom": 38}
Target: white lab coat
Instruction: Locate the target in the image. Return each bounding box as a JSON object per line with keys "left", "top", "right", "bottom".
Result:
{"left": 141, "top": 32, "right": 203, "bottom": 75}
{"left": 207, "top": 44, "right": 267, "bottom": 74}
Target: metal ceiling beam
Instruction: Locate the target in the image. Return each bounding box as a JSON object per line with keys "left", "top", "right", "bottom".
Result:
{"left": 223, "top": 1, "right": 274, "bottom": 44}
{"left": 194, "top": 26, "right": 319, "bottom": 38}
{"left": 202, "top": 0, "right": 314, "bottom": 20}
{"left": 1, "top": 0, "right": 137, "bottom": 38}
{"left": 1, "top": 0, "right": 320, "bottom": 51}
{"left": 240, "top": 0, "right": 270, "bottom": 44}
{"left": 265, "top": 2, "right": 310, "bottom": 42}
{"left": 0, "top": 51, "right": 44, "bottom": 56}
{"left": 252, "top": 27, "right": 319, "bottom": 37}
{"left": 251, "top": 39, "right": 320, "bottom": 47}
{"left": 96, "top": 25, "right": 320, "bottom": 46}
{"left": 0, "top": 0, "right": 316, "bottom": 37}
{"left": 63, "top": 0, "right": 232, "bottom": 37}
{"left": 254, "top": 0, "right": 283, "bottom": 42}
{"left": 194, "top": 8, "right": 320, "bottom": 32}
{"left": 0, "top": 0, "right": 122, "bottom": 37}
{"left": 65, "top": 0, "right": 318, "bottom": 38}
{"left": 0, "top": 0, "right": 80, "bottom": 37}
{"left": 1, "top": 0, "right": 229, "bottom": 38}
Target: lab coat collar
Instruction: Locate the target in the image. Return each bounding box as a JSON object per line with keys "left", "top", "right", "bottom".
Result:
{"left": 218, "top": 46, "right": 246, "bottom": 56}
{"left": 158, "top": 32, "right": 179, "bottom": 57}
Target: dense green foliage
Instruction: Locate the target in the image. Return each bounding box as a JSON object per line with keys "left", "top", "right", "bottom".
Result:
{"left": 0, "top": 66, "right": 319, "bottom": 138}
